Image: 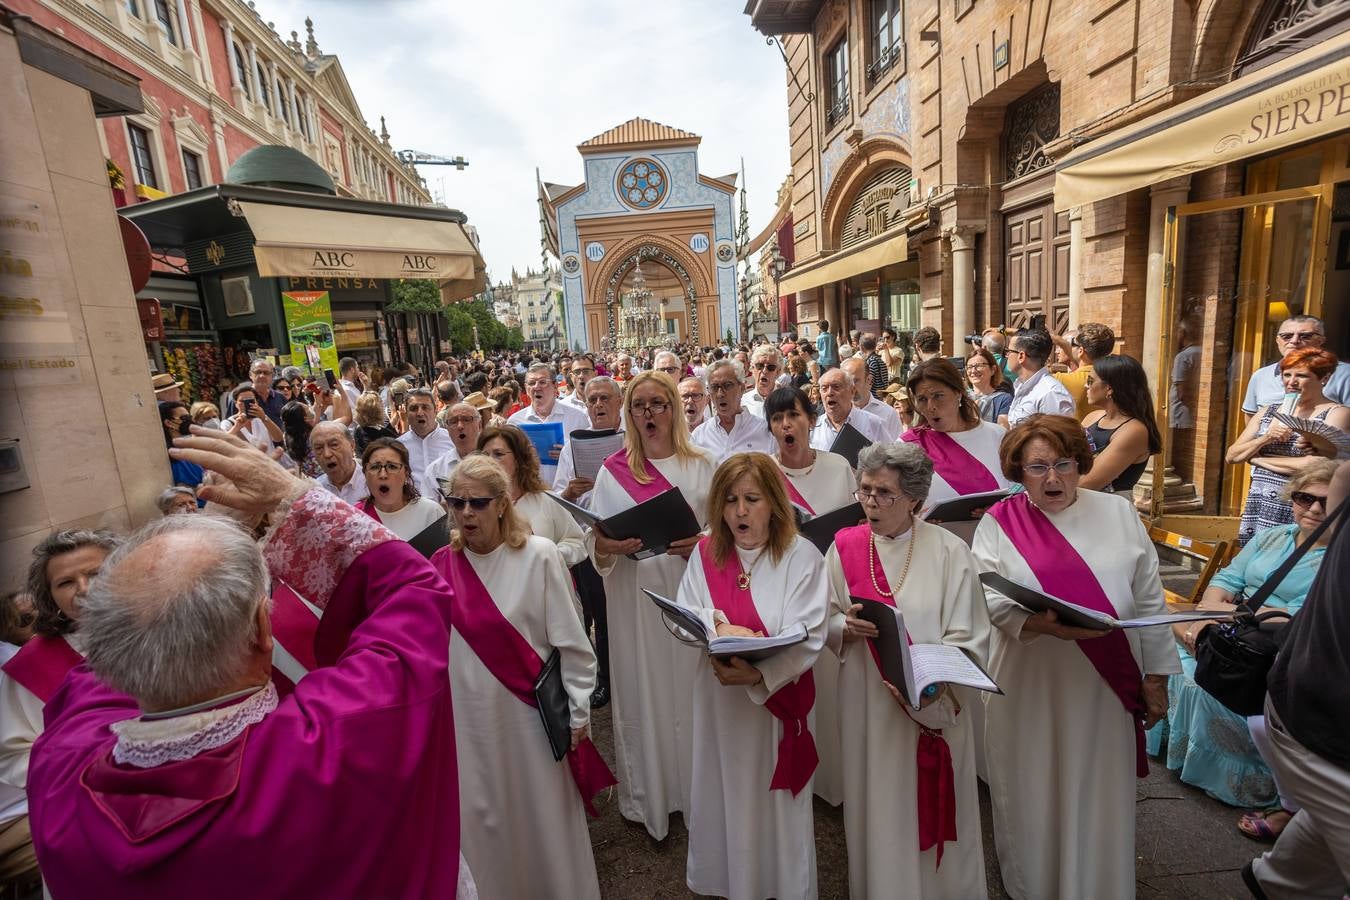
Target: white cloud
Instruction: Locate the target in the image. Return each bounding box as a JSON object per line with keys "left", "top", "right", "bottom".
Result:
{"left": 248, "top": 0, "right": 791, "bottom": 278}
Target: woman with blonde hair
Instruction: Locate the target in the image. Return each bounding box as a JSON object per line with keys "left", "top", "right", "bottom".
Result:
{"left": 351, "top": 391, "right": 396, "bottom": 454}
{"left": 588, "top": 370, "right": 715, "bottom": 840}
{"left": 675, "top": 452, "right": 829, "bottom": 900}
{"left": 431, "top": 455, "right": 613, "bottom": 899}
{"left": 478, "top": 425, "right": 586, "bottom": 566}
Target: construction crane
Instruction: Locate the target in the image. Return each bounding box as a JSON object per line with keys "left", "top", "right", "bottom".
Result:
{"left": 396, "top": 150, "right": 470, "bottom": 170}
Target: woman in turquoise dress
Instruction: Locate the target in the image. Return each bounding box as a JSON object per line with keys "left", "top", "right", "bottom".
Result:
{"left": 1146, "top": 460, "right": 1337, "bottom": 839}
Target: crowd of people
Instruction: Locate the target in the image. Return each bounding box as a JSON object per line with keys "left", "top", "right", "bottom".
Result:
{"left": 1, "top": 314, "right": 1347, "bottom": 900}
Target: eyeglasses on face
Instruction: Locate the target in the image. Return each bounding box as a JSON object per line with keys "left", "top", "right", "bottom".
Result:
{"left": 630, "top": 401, "right": 670, "bottom": 417}
{"left": 854, "top": 490, "right": 901, "bottom": 507}
{"left": 572, "top": 367, "right": 595, "bottom": 377}
{"left": 442, "top": 494, "right": 497, "bottom": 510}
{"left": 366, "top": 462, "right": 405, "bottom": 474}
{"left": 656, "top": 366, "right": 680, "bottom": 374}
{"left": 708, "top": 382, "right": 739, "bottom": 394}
{"left": 446, "top": 415, "right": 478, "bottom": 426}
{"left": 1022, "top": 458, "right": 1077, "bottom": 478}
{"left": 752, "top": 362, "right": 779, "bottom": 371}
{"left": 1278, "top": 331, "right": 1321, "bottom": 342}
{"left": 1291, "top": 491, "right": 1327, "bottom": 510}
{"left": 965, "top": 364, "right": 989, "bottom": 373}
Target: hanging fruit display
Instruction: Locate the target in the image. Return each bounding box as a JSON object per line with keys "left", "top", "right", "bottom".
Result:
{"left": 159, "top": 343, "right": 224, "bottom": 404}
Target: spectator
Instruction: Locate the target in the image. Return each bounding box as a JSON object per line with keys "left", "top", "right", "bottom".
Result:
{"left": 816, "top": 319, "right": 839, "bottom": 370}
{"left": 741, "top": 346, "right": 784, "bottom": 417}
{"left": 337, "top": 356, "right": 364, "bottom": 410}
{"left": 912, "top": 326, "right": 943, "bottom": 364}
{"left": 280, "top": 400, "right": 322, "bottom": 478}
{"left": 240, "top": 358, "right": 285, "bottom": 424}
{"left": 1003, "top": 329, "right": 1075, "bottom": 426}
{"left": 1055, "top": 322, "right": 1116, "bottom": 418}
{"left": 878, "top": 327, "right": 905, "bottom": 383}
{"left": 882, "top": 382, "right": 915, "bottom": 431}
{"left": 155, "top": 485, "right": 198, "bottom": 516}
{"left": 158, "top": 400, "right": 204, "bottom": 494}
{"left": 272, "top": 376, "right": 297, "bottom": 410}
{"left": 222, "top": 384, "right": 282, "bottom": 451}
{"left": 189, "top": 401, "right": 221, "bottom": 429}
{"left": 150, "top": 372, "right": 182, "bottom": 404}
{"left": 786, "top": 354, "right": 811, "bottom": 390}
{"left": 1079, "top": 354, "right": 1161, "bottom": 494}
{"left": 432, "top": 379, "right": 461, "bottom": 424}
{"left": 311, "top": 420, "right": 367, "bottom": 504}
{"left": 981, "top": 327, "right": 1017, "bottom": 383}
{"left": 860, "top": 334, "right": 888, "bottom": 400}
{"left": 966, "top": 347, "right": 1013, "bottom": 423}
{"left": 0, "top": 591, "right": 34, "bottom": 651}
{"left": 351, "top": 392, "right": 397, "bottom": 455}
{"left": 1242, "top": 315, "right": 1350, "bottom": 420}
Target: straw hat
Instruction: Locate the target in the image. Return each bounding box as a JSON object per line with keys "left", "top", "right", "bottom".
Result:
{"left": 151, "top": 372, "right": 183, "bottom": 394}
{"left": 882, "top": 382, "right": 909, "bottom": 401}
{"left": 462, "top": 391, "right": 497, "bottom": 411}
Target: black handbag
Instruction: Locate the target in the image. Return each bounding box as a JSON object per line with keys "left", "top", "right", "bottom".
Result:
{"left": 1194, "top": 499, "right": 1347, "bottom": 716}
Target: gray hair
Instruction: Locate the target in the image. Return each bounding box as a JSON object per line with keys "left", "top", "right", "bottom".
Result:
{"left": 280, "top": 366, "right": 303, "bottom": 382}
{"left": 1282, "top": 314, "right": 1325, "bottom": 333}
{"left": 81, "top": 515, "right": 268, "bottom": 711}
{"left": 585, "top": 375, "right": 621, "bottom": 399}
{"left": 156, "top": 486, "right": 197, "bottom": 515}
{"left": 856, "top": 442, "right": 934, "bottom": 507}
{"left": 525, "top": 362, "right": 555, "bottom": 380}
{"left": 249, "top": 358, "right": 274, "bottom": 376}
{"left": 29, "top": 529, "right": 124, "bottom": 637}
{"left": 706, "top": 358, "right": 741, "bottom": 383}
{"left": 653, "top": 350, "right": 680, "bottom": 367}
{"left": 750, "top": 344, "right": 782, "bottom": 366}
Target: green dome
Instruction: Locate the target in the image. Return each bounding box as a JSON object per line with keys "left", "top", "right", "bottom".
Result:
{"left": 226, "top": 144, "right": 336, "bottom": 195}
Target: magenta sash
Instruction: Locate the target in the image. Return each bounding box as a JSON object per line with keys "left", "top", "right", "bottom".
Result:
{"left": 438, "top": 547, "right": 616, "bottom": 816}
{"left": 986, "top": 493, "right": 1149, "bottom": 777}
{"left": 354, "top": 499, "right": 381, "bottom": 521}
{"left": 602, "top": 448, "right": 673, "bottom": 503}
{"left": 777, "top": 468, "right": 815, "bottom": 516}
{"left": 697, "top": 539, "right": 817, "bottom": 796}
{"left": 836, "top": 524, "right": 958, "bottom": 865}
{"left": 1, "top": 635, "right": 81, "bottom": 703}
{"left": 901, "top": 427, "right": 999, "bottom": 495}
{"left": 270, "top": 581, "right": 320, "bottom": 673}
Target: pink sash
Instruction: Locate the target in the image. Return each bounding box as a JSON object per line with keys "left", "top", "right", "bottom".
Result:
{"left": 986, "top": 493, "right": 1149, "bottom": 777}
{"left": 602, "top": 448, "right": 673, "bottom": 503}
{"left": 901, "top": 427, "right": 999, "bottom": 495}
{"left": 836, "top": 524, "right": 958, "bottom": 865}
{"left": 697, "top": 539, "right": 817, "bottom": 796}
{"left": 777, "top": 468, "right": 815, "bottom": 516}
{"left": 270, "top": 581, "right": 320, "bottom": 673}
{"left": 438, "top": 548, "right": 617, "bottom": 816}
{"left": 355, "top": 499, "right": 380, "bottom": 521}
{"left": 1, "top": 634, "right": 81, "bottom": 703}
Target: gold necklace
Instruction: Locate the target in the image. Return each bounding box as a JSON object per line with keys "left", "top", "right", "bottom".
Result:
{"left": 736, "top": 547, "right": 766, "bottom": 590}
{"left": 779, "top": 449, "right": 816, "bottom": 477}
{"left": 868, "top": 523, "right": 916, "bottom": 599}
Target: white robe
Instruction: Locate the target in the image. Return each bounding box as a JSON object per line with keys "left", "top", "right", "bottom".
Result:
{"left": 825, "top": 522, "right": 991, "bottom": 899}
{"left": 972, "top": 489, "right": 1181, "bottom": 900}
{"left": 778, "top": 450, "right": 857, "bottom": 807}
{"left": 451, "top": 536, "right": 600, "bottom": 900}
{"left": 678, "top": 536, "right": 829, "bottom": 900}
{"left": 0, "top": 634, "right": 82, "bottom": 792}
{"left": 368, "top": 496, "right": 444, "bottom": 542}
{"left": 589, "top": 451, "right": 714, "bottom": 839}
{"left": 515, "top": 490, "right": 588, "bottom": 568}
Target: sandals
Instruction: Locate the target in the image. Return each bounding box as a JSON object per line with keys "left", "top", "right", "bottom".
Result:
{"left": 1238, "top": 808, "right": 1291, "bottom": 843}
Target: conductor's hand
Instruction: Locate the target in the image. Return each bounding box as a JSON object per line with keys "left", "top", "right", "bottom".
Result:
{"left": 1140, "top": 675, "right": 1168, "bottom": 730}
{"left": 710, "top": 655, "right": 763, "bottom": 687}
{"left": 667, "top": 534, "right": 700, "bottom": 560}
{"left": 171, "top": 427, "right": 304, "bottom": 516}
{"left": 1020, "top": 608, "right": 1108, "bottom": 642}
{"left": 570, "top": 724, "right": 589, "bottom": 751}
{"left": 842, "top": 604, "right": 879, "bottom": 643}
{"left": 594, "top": 532, "right": 643, "bottom": 557}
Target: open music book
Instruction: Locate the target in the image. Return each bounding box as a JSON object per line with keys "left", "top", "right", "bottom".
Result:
{"left": 566, "top": 428, "right": 626, "bottom": 481}
{"left": 798, "top": 502, "right": 865, "bottom": 553}
{"left": 923, "top": 490, "right": 1010, "bottom": 524}
{"left": 642, "top": 589, "right": 808, "bottom": 662}
{"left": 851, "top": 597, "right": 1001, "bottom": 710}
{"left": 979, "top": 572, "right": 1236, "bottom": 631}
{"left": 549, "top": 488, "right": 701, "bottom": 560}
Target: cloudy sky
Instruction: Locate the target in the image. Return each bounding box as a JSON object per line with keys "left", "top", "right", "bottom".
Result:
{"left": 249, "top": 0, "right": 791, "bottom": 279}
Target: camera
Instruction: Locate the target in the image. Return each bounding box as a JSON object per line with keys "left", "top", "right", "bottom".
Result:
{"left": 963, "top": 333, "right": 984, "bottom": 347}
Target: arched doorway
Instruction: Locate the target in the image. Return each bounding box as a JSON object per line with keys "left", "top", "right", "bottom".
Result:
{"left": 597, "top": 245, "right": 703, "bottom": 348}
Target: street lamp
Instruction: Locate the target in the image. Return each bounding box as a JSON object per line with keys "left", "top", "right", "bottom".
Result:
{"left": 771, "top": 247, "right": 787, "bottom": 334}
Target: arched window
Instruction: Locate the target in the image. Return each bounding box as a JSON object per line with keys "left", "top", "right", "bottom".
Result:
{"left": 255, "top": 60, "right": 271, "bottom": 108}
{"left": 1237, "top": 0, "right": 1350, "bottom": 74}
{"left": 231, "top": 43, "right": 249, "bottom": 94}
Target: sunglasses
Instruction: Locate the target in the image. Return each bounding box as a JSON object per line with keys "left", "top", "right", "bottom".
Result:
{"left": 1290, "top": 491, "right": 1327, "bottom": 510}
{"left": 442, "top": 494, "right": 498, "bottom": 510}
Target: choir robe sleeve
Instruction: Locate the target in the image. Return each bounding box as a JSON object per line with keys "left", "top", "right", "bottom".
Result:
{"left": 586, "top": 467, "right": 622, "bottom": 577}
{"left": 1123, "top": 506, "right": 1182, "bottom": 676}
{"left": 823, "top": 545, "right": 851, "bottom": 660}
{"left": 0, "top": 674, "right": 43, "bottom": 789}
{"left": 535, "top": 539, "right": 598, "bottom": 728}
{"left": 971, "top": 515, "right": 1038, "bottom": 644}
{"left": 539, "top": 496, "right": 588, "bottom": 569}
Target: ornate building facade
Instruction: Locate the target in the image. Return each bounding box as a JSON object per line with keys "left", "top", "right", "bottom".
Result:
{"left": 539, "top": 118, "right": 739, "bottom": 350}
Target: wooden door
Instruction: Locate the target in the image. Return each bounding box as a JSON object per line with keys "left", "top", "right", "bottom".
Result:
{"left": 1004, "top": 200, "right": 1071, "bottom": 332}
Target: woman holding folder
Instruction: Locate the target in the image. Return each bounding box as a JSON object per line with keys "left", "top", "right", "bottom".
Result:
{"left": 675, "top": 452, "right": 829, "bottom": 900}
{"left": 431, "top": 455, "right": 613, "bottom": 900}
{"left": 824, "top": 442, "right": 992, "bottom": 899}
{"left": 972, "top": 414, "right": 1179, "bottom": 900}
{"left": 478, "top": 425, "right": 587, "bottom": 567}
{"left": 588, "top": 371, "right": 715, "bottom": 840}
{"left": 766, "top": 385, "right": 856, "bottom": 807}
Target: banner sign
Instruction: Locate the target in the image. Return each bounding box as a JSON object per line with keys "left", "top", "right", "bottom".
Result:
{"left": 281, "top": 291, "right": 339, "bottom": 376}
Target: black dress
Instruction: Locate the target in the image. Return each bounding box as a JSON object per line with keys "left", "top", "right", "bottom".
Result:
{"left": 1084, "top": 417, "right": 1148, "bottom": 493}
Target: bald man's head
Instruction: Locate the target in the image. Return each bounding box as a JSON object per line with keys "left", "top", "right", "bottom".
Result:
{"left": 445, "top": 402, "right": 482, "bottom": 455}
{"left": 841, "top": 357, "right": 870, "bottom": 404}
{"left": 310, "top": 420, "right": 356, "bottom": 484}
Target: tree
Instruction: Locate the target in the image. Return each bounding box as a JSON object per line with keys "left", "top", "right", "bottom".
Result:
{"left": 388, "top": 278, "right": 442, "bottom": 313}
{"left": 389, "top": 280, "right": 523, "bottom": 352}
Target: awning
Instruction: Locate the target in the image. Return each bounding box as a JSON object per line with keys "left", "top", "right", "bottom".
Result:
{"left": 1054, "top": 31, "right": 1350, "bottom": 211}
{"left": 237, "top": 200, "right": 482, "bottom": 285}
{"left": 776, "top": 231, "right": 909, "bottom": 295}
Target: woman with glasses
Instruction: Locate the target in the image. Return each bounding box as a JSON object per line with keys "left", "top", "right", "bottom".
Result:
{"left": 973, "top": 414, "right": 1179, "bottom": 900}
{"left": 355, "top": 438, "right": 444, "bottom": 541}
{"left": 673, "top": 452, "right": 829, "bottom": 900}
{"left": 825, "top": 442, "right": 992, "bottom": 899}
{"left": 764, "top": 386, "right": 855, "bottom": 807}
{"left": 964, "top": 348, "right": 1012, "bottom": 424}
{"left": 588, "top": 371, "right": 714, "bottom": 841}
{"left": 478, "top": 426, "right": 586, "bottom": 567}
{"left": 1227, "top": 348, "right": 1349, "bottom": 546}
{"left": 1145, "top": 460, "right": 1336, "bottom": 841}
{"left": 431, "top": 455, "right": 612, "bottom": 900}
{"left": 1079, "top": 354, "right": 1161, "bottom": 494}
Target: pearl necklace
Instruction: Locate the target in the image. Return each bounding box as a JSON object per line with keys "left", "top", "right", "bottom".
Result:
{"left": 868, "top": 524, "right": 916, "bottom": 598}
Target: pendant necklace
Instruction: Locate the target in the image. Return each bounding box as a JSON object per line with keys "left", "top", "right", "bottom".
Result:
{"left": 869, "top": 523, "right": 916, "bottom": 599}
{"left": 736, "top": 547, "right": 766, "bottom": 590}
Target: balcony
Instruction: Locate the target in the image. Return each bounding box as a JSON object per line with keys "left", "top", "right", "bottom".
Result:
{"left": 825, "top": 94, "right": 850, "bottom": 130}
{"left": 743, "top": 0, "right": 825, "bottom": 35}
{"left": 866, "top": 40, "right": 904, "bottom": 88}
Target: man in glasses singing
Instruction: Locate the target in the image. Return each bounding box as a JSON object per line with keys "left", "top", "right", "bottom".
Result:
{"left": 741, "top": 345, "right": 784, "bottom": 418}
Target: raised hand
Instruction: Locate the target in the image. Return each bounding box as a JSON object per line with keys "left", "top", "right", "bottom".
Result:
{"left": 170, "top": 427, "right": 305, "bottom": 516}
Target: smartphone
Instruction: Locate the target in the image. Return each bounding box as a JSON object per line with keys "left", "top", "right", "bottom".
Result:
{"left": 323, "top": 369, "right": 338, "bottom": 390}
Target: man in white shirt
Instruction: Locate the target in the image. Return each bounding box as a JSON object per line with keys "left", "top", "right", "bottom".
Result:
{"left": 553, "top": 376, "right": 623, "bottom": 507}
{"left": 396, "top": 388, "right": 454, "bottom": 498}
{"left": 741, "top": 345, "right": 784, "bottom": 417}
{"left": 692, "top": 360, "right": 776, "bottom": 463}
{"left": 338, "top": 356, "right": 364, "bottom": 410}
{"left": 679, "top": 376, "right": 711, "bottom": 433}
{"left": 561, "top": 355, "right": 598, "bottom": 413}
{"left": 425, "top": 401, "right": 484, "bottom": 493}
{"left": 651, "top": 350, "right": 683, "bottom": 382}
{"left": 311, "top": 421, "right": 368, "bottom": 504}
{"left": 508, "top": 363, "right": 590, "bottom": 481}
{"left": 842, "top": 356, "right": 903, "bottom": 441}
{"left": 810, "top": 367, "right": 887, "bottom": 451}
{"left": 1004, "top": 328, "right": 1075, "bottom": 427}
{"left": 1241, "top": 314, "right": 1350, "bottom": 419}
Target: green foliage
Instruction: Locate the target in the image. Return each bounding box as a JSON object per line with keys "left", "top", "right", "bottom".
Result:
{"left": 389, "top": 280, "right": 522, "bottom": 351}
{"left": 388, "top": 279, "right": 443, "bottom": 313}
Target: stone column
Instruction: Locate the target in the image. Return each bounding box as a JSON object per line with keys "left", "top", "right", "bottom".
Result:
{"left": 220, "top": 20, "right": 237, "bottom": 86}
{"left": 1142, "top": 176, "right": 1192, "bottom": 394}
{"left": 944, "top": 224, "right": 983, "bottom": 349}
{"left": 245, "top": 41, "right": 260, "bottom": 104}
{"left": 1068, "top": 206, "right": 1084, "bottom": 329}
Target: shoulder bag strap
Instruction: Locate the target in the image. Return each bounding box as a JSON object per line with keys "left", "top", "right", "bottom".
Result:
{"left": 1243, "top": 498, "right": 1349, "bottom": 612}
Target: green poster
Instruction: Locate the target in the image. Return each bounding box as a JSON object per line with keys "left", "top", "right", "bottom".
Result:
{"left": 282, "top": 290, "right": 340, "bottom": 376}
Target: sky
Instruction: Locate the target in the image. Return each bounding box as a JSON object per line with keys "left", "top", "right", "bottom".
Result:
{"left": 248, "top": 0, "right": 792, "bottom": 280}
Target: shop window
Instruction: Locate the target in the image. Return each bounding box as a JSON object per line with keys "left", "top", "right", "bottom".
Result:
{"left": 825, "top": 38, "right": 850, "bottom": 129}
{"left": 867, "top": 0, "right": 903, "bottom": 88}
{"left": 182, "top": 149, "right": 203, "bottom": 190}
{"left": 153, "top": 0, "right": 176, "bottom": 45}
{"left": 128, "top": 123, "right": 159, "bottom": 190}
{"left": 1003, "top": 82, "right": 1060, "bottom": 182}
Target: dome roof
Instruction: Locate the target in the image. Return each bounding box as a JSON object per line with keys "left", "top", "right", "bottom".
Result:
{"left": 226, "top": 145, "right": 336, "bottom": 195}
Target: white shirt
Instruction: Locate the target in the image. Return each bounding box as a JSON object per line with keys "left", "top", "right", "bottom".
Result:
{"left": 425, "top": 447, "right": 462, "bottom": 498}
{"left": 690, "top": 409, "right": 776, "bottom": 463}
{"left": 223, "top": 415, "right": 274, "bottom": 451}
{"left": 339, "top": 378, "right": 362, "bottom": 411}
{"left": 507, "top": 401, "right": 591, "bottom": 477}
{"left": 371, "top": 496, "right": 445, "bottom": 542}
{"left": 740, "top": 387, "right": 775, "bottom": 418}
{"left": 316, "top": 464, "right": 368, "bottom": 505}
{"left": 862, "top": 396, "right": 903, "bottom": 442}
{"left": 1242, "top": 359, "right": 1350, "bottom": 413}
{"left": 1008, "top": 367, "right": 1075, "bottom": 425}
{"left": 398, "top": 427, "right": 455, "bottom": 498}
{"left": 559, "top": 392, "right": 588, "bottom": 414}
{"left": 810, "top": 406, "right": 887, "bottom": 452}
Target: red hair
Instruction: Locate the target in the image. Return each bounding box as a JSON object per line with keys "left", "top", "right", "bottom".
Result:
{"left": 1279, "top": 348, "right": 1338, "bottom": 379}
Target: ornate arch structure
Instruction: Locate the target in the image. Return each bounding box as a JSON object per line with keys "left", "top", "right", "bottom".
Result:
{"left": 589, "top": 233, "right": 714, "bottom": 345}
{"left": 819, "top": 138, "right": 913, "bottom": 253}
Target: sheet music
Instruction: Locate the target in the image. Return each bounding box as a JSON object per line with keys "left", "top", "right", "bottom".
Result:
{"left": 569, "top": 431, "right": 626, "bottom": 481}
{"left": 909, "top": 645, "right": 999, "bottom": 696}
